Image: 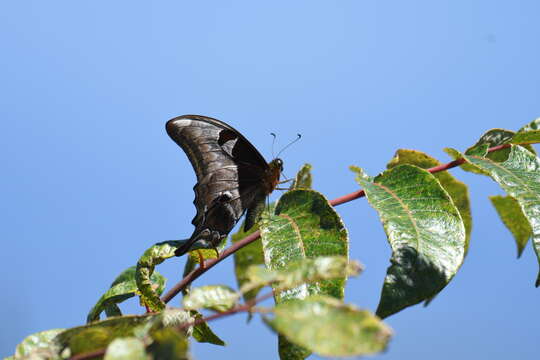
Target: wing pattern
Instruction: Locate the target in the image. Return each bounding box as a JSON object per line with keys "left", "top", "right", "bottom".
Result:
{"left": 166, "top": 115, "right": 271, "bottom": 255}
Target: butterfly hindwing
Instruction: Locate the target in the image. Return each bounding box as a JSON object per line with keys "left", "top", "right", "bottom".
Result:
{"left": 166, "top": 115, "right": 274, "bottom": 255}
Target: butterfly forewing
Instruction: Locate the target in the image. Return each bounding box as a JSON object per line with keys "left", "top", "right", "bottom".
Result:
{"left": 166, "top": 115, "right": 274, "bottom": 255}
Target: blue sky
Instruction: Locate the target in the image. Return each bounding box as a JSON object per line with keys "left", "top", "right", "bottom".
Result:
{"left": 1, "top": 1, "right": 539, "bottom": 359}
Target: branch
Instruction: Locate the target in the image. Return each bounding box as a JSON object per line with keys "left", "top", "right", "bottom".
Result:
{"left": 70, "top": 292, "right": 274, "bottom": 360}
{"left": 161, "top": 230, "right": 261, "bottom": 303}
{"left": 181, "top": 292, "right": 274, "bottom": 330}
{"left": 70, "top": 349, "right": 106, "bottom": 360}
{"left": 70, "top": 143, "right": 513, "bottom": 360}
{"left": 162, "top": 142, "right": 511, "bottom": 303}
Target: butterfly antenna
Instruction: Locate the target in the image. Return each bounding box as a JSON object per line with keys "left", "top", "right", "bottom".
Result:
{"left": 270, "top": 132, "right": 277, "bottom": 158}
{"left": 276, "top": 133, "right": 302, "bottom": 158}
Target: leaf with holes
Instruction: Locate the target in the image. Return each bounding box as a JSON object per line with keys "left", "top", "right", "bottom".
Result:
{"left": 260, "top": 189, "right": 348, "bottom": 359}
{"left": 459, "top": 146, "right": 540, "bottom": 285}
{"left": 352, "top": 165, "right": 466, "bottom": 318}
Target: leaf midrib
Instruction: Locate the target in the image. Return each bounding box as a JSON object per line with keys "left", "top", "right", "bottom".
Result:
{"left": 469, "top": 155, "right": 540, "bottom": 207}
{"left": 373, "top": 182, "right": 422, "bottom": 252}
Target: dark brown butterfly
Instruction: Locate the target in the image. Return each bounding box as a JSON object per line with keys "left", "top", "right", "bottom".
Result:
{"left": 166, "top": 115, "right": 283, "bottom": 256}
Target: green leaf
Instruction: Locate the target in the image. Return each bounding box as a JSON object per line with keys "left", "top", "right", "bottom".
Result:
{"left": 277, "top": 336, "right": 309, "bottom": 360}
{"left": 56, "top": 315, "right": 151, "bottom": 356}
{"left": 465, "top": 143, "right": 490, "bottom": 156}
{"left": 445, "top": 128, "right": 537, "bottom": 176}
{"left": 104, "top": 338, "right": 148, "bottom": 360}
{"left": 459, "top": 146, "right": 540, "bottom": 285}
{"left": 232, "top": 221, "right": 265, "bottom": 304}
{"left": 87, "top": 266, "right": 166, "bottom": 323}
{"left": 468, "top": 128, "right": 515, "bottom": 162}
{"left": 352, "top": 165, "right": 466, "bottom": 318}
{"left": 387, "top": 149, "right": 473, "bottom": 306}
{"left": 182, "top": 285, "right": 239, "bottom": 312}
{"left": 291, "top": 163, "right": 313, "bottom": 190}
{"left": 260, "top": 189, "right": 348, "bottom": 359}
{"left": 136, "top": 240, "right": 187, "bottom": 311}
{"left": 445, "top": 129, "right": 514, "bottom": 175}
{"left": 512, "top": 118, "right": 540, "bottom": 144}
{"left": 55, "top": 309, "right": 193, "bottom": 357}
{"left": 14, "top": 329, "right": 64, "bottom": 359}
{"left": 511, "top": 131, "right": 540, "bottom": 145}
{"left": 466, "top": 128, "right": 537, "bottom": 162}
{"left": 490, "top": 195, "right": 532, "bottom": 257}
{"left": 147, "top": 328, "right": 190, "bottom": 360}
{"left": 518, "top": 117, "right": 540, "bottom": 132}
{"left": 444, "top": 147, "right": 488, "bottom": 175}
{"left": 242, "top": 256, "right": 362, "bottom": 295}
{"left": 261, "top": 190, "right": 349, "bottom": 301}
{"left": 387, "top": 149, "right": 472, "bottom": 255}
{"left": 265, "top": 295, "right": 391, "bottom": 357}
{"left": 187, "top": 245, "right": 223, "bottom": 264}
{"left": 105, "top": 304, "right": 123, "bottom": 318}
{"left": 159, "top": 308, "right": 195, "bottom": 330}
{"left": 191, "top": 311, "right": 226, "bottom": 346}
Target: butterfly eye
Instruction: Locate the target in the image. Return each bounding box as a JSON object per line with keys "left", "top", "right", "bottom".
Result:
{"left": 276, "top": 158, "right": 284, "bottom": 171}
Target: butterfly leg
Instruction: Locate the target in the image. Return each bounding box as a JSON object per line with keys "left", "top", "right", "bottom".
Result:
{"left": 275, "top": 178, "right": 294, "bottom": 190}
{"left": 195, "top": 250, "right": 206, "bottom": 269}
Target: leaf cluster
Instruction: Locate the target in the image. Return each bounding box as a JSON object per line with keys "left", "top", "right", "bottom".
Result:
{"left": 7, "top": 118, "right": 540, "bottom": 360}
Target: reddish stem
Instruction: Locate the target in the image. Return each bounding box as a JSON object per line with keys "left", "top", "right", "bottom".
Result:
{"left": 161, "top": 230, "right": 261, "bottom": 303}
{"left": 69, "top": 292, "right": 275, "bottom": 360}
{"left": 70, "top": 142, "right": 513, "bottom": 360}
{"left": 161, "top": 142, "right": 512, "bottom": 303}
{"left": 70, "top": 349, "right": 106, "bottom": 360}
{"left": 181, "top": 292, "right": 274, "bottom": 330}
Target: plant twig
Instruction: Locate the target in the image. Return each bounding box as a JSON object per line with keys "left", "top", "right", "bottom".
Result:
{"left": 161, "top": 142, "right": 512, "bottom": 303}
{"left": 69, "top": 292, "right": 274, "bottom": 360}
{"left": 181, "top": 292, "right": 275, "bottom": 330}
{"left": 161, "top": 230, "right": 261, "bottom": 303}
{"left": 70, "top": 143, "right": 513, "bottom": 360}
{"left": 70, "top": 348, "right": 106, "bottom": 360}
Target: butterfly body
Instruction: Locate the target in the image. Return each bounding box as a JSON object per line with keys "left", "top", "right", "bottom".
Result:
{"left": 166, "top": 115, "right": 283, "bottom": 256}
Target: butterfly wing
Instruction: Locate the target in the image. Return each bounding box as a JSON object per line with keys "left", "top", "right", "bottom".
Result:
{"left": 166, "top": 115, "right": 270, "bottom": 255}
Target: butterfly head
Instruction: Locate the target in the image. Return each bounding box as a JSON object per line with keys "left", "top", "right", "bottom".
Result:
{"left": 265, "top": 158, "right": 284, "bottom": 194}
{"left": 273, "top": 158, "right": 284, "bottom": 172}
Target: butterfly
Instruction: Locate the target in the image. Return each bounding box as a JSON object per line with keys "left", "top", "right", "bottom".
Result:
{"left": 166, "top": 115, "right": 284, "bottom": 256}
